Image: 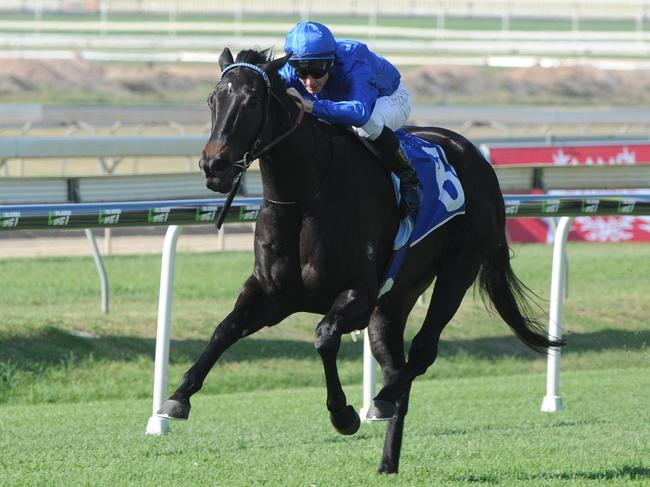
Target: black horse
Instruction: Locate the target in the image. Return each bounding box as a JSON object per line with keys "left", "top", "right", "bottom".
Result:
{"left": 158, "top": 48, "right": 563, "bottom": 474}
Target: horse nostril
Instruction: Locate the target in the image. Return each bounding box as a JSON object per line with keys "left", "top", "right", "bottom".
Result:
{"left": 199, "top": 157, "right": 211, "bottom": 176}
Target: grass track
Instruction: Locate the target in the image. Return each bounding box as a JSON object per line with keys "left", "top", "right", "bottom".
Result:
{"left": 1, "top": 368, "right": 648, "bottom": 485}
{"left": 0, "top": 244, "right": 648, "bottom": 405}
{"left": 0, "top": 243, "right": 648, "bottom": 483}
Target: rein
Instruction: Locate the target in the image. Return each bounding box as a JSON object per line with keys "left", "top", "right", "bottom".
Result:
{"left": 235, "top": 91, "right": 305, "bottom": 170}
{"left": 213, "top": 62, "right": 305, "bottom": 229}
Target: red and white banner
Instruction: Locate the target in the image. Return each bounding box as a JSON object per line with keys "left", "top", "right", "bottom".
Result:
{"left": 507, "top": 216, "right": 650, "bottom": 243}
{"left": 506, "top": 189, "right": 650, "bottom": 243}
{"left": 489, "top": 143, "right": 650, "bottom": 166}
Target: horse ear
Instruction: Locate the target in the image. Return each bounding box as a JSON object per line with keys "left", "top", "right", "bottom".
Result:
{"left": 264, "top": 53, "right": 291, "bottom": 75}
{"left": 219, "top": 48, "right": 234, "bottom": 71}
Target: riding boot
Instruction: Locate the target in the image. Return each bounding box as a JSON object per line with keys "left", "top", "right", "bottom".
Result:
{"left": 392, "top": 145, "right": 423, "bottom": 215}
{"left": 371, "top": 127, "right": 423, "bottom": 217}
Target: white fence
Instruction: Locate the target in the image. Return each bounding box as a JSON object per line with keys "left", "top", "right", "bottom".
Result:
{"left": 2, "top": 194, "right": 649, "bottom": 434}
{"left": 2, "top": 3, "right": 650, "bottom": 65}
{"left": 2, "top": 29, "right": 650, "bottom": 61}
{"left": 1, "top": 113, "right": 648, "bottom": 427}
{"left": 4, "top": 1, "right": 650, "bottom": 22}
{"left": 2, "top": 135, "right": 650, "bottom": 430}
{"left": 2, "top": 135, "right": 649, "bottom": 203}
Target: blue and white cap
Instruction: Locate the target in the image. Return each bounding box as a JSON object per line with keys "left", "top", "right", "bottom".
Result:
{"left": 284, "top": 21, "right": 336, "bottom": 61}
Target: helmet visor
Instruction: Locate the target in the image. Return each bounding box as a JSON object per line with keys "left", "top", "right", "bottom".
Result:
{"left": 289, "top": 59, "right": 332, "bottom": 80}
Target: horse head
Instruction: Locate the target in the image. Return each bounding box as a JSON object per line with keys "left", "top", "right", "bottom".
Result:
{"left": 199, "top": 47, "right": 291, "bottom": 193}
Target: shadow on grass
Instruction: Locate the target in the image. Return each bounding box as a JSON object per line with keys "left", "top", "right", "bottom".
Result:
{"left": 0, "top": 326, "right": 648, "bottom": 373}
{"left": 539, "top": 465, "right": 650, "bottom": 481}
{"left": 441, "top": 327, "right": 650, "bottom": 360}
{"left": 452, "top": 464, "right": 650, "bottom": 483}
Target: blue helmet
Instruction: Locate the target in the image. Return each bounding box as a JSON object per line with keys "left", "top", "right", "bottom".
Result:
{"left": 284, "top": 21, "right": 336, "bottom": 61}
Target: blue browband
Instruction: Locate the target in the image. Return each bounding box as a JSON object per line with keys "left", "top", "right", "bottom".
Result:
{"left": 220, "top": 62, "right": 271, "bottom": 89}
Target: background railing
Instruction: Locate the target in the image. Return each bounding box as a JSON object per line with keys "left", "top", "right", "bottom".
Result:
{"left": 2, "top": 3, "right": 649, "bottom": 67}
{"left": 2, "top": 136, "right": 649, "bottom": 204}
{"left": 3, "top": 1, "right": 650, "bottom": 24}
{"left": 2, "top": 193, "right": 648, "bottom": 431}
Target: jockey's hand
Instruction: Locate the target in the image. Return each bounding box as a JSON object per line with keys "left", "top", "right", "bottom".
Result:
{"left": 286, "top": 87, "right": 314, "bottom": 114}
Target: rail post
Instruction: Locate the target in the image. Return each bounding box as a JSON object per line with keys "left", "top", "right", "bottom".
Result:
{"left": 359, "top": 329, "right": 377, "bottom": 421}
{"left": 84, "top": 229, "right": 109, "bottom": 314}
{"left": 541, "top": 216, "right": 573, "bottom": 412}
{"left": 146, "top": 225, "right": 183, "bottom": 435}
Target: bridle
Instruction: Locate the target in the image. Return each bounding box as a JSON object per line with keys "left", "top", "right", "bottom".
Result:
{"left": 214, "top": 62, "right": 305, "bottom": 172}
{"left": 211, "top": 61, "right": 305, "bottom": 228}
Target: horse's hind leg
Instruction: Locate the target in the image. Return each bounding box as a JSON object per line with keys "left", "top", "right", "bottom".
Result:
{"left": 369, "top": 261, "right": 481, "bottom": 474}
{"left": 315, "top": 287, "right": 373, "bottom": 435}
{"left": 373, "top": 258, "right": 482, "bottom": 418}
{"left": 366, "top": 303, "right": 413, "bottom": 474}
{"left": 157, "top": 275, "right": 286, "bottom": 420}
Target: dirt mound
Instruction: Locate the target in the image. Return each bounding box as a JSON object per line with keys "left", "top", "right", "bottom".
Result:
{"left": 1, "top": 59, "right": 111, "bottom": 93}
{"left": 2, "top": 58, "right": 650, "bottom": 105}
{"left": 402, "top": 64, "right": 650, "bottom": 104}
{"left": 0, "top": 59, "right": 215, "bottom": 99}
{"left": 403, "top": 65, "right": 495, "bottom": 101}
{"left": 502, "top": 65, "right": 645, "bottom": 100}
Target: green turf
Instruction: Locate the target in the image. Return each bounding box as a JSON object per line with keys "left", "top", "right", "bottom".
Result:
{"left": 0, "top": 368, "right": 648, "bottom": 485}
{"left": 0, "top": 243, "right": 648, "bottom": 482}
{"left": 0, "top": 243, "right": 648, "bottom": 406}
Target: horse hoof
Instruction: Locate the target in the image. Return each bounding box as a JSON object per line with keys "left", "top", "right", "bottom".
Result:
{"left": 365, "top": 399, "right": 396, "bottom": 421}
{"left": 378, "top": 463, "right": 398, "bottom": 475}
{"left": 157, "top": 399, "right": 191, "bottom": 420}
{"left": 330, "top": 405, "right": 361, "bottom": 435}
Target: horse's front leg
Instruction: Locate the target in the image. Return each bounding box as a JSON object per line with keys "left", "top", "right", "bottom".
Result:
{"left": 315, "top": 287, "right": 372, "bottom": 436}
{"left": 157, "top": 275, "right": 287, "bottom": 420}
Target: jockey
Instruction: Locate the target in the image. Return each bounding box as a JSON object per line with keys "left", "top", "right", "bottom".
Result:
{"left": 278, "top": 20, "right": 423, "bottom": 216}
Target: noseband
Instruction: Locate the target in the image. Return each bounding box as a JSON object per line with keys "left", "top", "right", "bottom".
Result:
{"left": 211, "top": 61, "right": 305, "bottom": 228}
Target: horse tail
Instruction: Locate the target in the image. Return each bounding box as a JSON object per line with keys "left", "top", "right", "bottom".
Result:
{"left": 478, "top": 235, "right": 565, "bottom": 353}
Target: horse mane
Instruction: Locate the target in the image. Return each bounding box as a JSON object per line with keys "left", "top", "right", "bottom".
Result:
{"left": 234, "top": 48, "right": 273, "bottom": 65}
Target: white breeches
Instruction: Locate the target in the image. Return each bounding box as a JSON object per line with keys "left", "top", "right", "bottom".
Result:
{"left": 353, "top": 83, "right": 412, "bottom": 141}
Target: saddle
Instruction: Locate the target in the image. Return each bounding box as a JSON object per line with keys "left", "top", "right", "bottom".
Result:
{"left": 379, "top": 130, "right": 467, "bottom": 296}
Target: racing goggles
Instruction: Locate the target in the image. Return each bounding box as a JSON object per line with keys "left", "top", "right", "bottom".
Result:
{"left": 289, "top": 59, "right": 332, "bottom": 79}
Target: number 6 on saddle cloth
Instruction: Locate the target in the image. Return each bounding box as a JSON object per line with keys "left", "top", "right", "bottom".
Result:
{"left": 379, "top": 129, "right": 466, "bottom": 297}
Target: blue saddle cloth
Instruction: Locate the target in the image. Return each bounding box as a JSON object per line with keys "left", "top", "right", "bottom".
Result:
{"left": 379, "top": 130, "right": 466, "bottom": 297}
